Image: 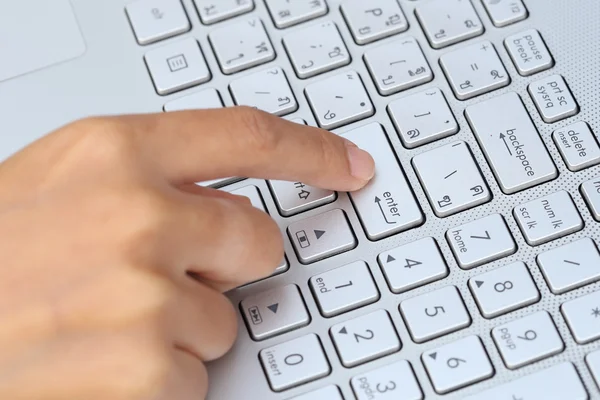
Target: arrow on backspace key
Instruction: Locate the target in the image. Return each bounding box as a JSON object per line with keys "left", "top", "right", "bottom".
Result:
{"left": 499, "top": 133, "right": 513, "bottom": 156}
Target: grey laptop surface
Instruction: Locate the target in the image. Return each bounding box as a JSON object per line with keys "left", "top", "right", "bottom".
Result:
{"left": 2, "top": 0, "right": 600, "bottom": 399}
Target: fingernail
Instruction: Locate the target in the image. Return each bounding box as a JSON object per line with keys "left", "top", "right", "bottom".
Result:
{"left": 345, "top": 141, "right": 375, "bottom": 182}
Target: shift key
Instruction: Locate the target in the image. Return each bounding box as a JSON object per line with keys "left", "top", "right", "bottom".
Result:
{"left": 342, "top": 123, "right": 424, "bottom": 240}
{"left": 466, "top": 92, "right": 557, "bottom": 194}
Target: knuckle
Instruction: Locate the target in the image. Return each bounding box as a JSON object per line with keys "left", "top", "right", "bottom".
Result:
{"left": 210, "top": 295, "right": 239, "bottom": 359}
{"left": 127, "top": 344, "right": 171, "bottom": 398}
{"left": 67, "top": 117, "right": 134, "bottom": 163}
{"left": 233, "top": 107, "right": 279, "bottom": 154}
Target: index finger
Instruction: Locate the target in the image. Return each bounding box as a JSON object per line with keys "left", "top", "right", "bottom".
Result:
{"left": 119, "top": 107, "right": 375, "bottom": 191}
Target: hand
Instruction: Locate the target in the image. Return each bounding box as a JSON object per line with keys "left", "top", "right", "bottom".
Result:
{"left": 0, "top": 107, "right": 374, "bottom": 400}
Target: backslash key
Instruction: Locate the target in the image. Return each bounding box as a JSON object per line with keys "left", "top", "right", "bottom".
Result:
{"left": 342, "top": 123, "right": 424, "bottom": 240}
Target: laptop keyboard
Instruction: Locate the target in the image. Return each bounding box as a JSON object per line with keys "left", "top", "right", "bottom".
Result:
{"left": 124, "top": 0, "right": 600, "bottom": 398}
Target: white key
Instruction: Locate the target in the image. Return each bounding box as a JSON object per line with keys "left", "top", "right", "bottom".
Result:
{"left": 283, "top": 21, "right": 350, "bottom": 79}
{"left": 330, "top": 310, "right": 400, "bottom": 367}
{"left": 310, "top": 261, "right": 379, "bottom": 317}
{"left": 463, "top": 363, "right": 587, "bottom": 400}
{"left": 529, "top": 74, "right": 579, "bottom": 123}
{"left": 400, "top": 286, "right": 471, "bottom": 343}
{"left": 230, "top": 67, "right": 297, "bottom": 116}
{"left": 412, "top": 141, "right": 491, "bottom": 218}
{"left": 351, "top": 360, "right": 423, "bottom": 400}
{"left": 505, "top": 29, "right": 554, "bottom": 76}
{"left": 441, "top": 41, "right": 510, "bottom": 100}
{"left": 553, "top": 122, "right": 600, "bottom": 171}
{"left": 562, "top": 290, "right": 600, "bottom": 344}
{"left": 342, "top": 123, "right": 424, "bottom": 240}
{"left": 144, "top": 38, "right": 211, "bottom": 96}
{"left": 514, "top": 190, "right": 583, "bottom": 246}
{"left": 305, "top": 71, "right": 374, "bottom": 130}
{"left": 378, "top": 237, "right": 448, "bottom": 294}
{"left": 341, "top": 0, "right": 408, "bottom": 45}
{"left": 288, "top": 209, "right": 356, "bottom": 264}
{"left": 164, "top": 88, "right": 222, "bottom": 111}
{"left": 194, "top": 0, "right": 253, "bottom": 25}
{"left": 586, "top": 350, "right": 600, "bottom": 390}
{"left": 415, "top": 0, "right": 484, "bottom": 49}
{"left": 288, "top": 385, "right": 342, "bottom": 400}
{"left": 482, "top": 0, "right": 527, "bottom": 27}
{"left": 469, "top": 261, "right": 540, "bottom": 319}
{"left": 268, "top": 181, "right": 336, "bottom": 217}
{"left": 446, "top": 214, "right": 516, "bottom": 270}
{"left": 422, "top": 336, "right": 493, "bottom": 394}
{"left": 364, "top": 37, "right": 433, "bottom": 96}
{"left": 260, "top": 334, "right": 331, "bottom": 392}
{"left": 388, "top": 88, "right": 458, "bottom": 148}
{"left": 465, "top": 92, "right": 558, "bottom": 194}
{"left": 265, "top": 0, "right": 328, "bottom": 29}
{"left": 209, "top": 18, "right": 275, "bottom": 75}
{"left": 492, "top": 311, "right": 564, "bottom": 370}
{"left": 582, "top": 177, "right": 600, "bottom": 221}
{"left": 229, "top": 185, "right": 288, "bottom": 275}
{"left": 126, "top": 0, "right": 190, "bottom": 45}
{"left": 538, "top": 238, "right": 600, "bottom": 294}
{"left": 241, "top": 285, "right": 309, "bottom": 340}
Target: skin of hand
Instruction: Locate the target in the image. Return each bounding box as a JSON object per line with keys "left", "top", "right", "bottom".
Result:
{"left": 0, "top": 107, "right": 375, "bottom": 400}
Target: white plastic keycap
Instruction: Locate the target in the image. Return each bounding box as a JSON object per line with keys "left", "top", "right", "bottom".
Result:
{"left": 194, "top": 0, "right": 254, "bottom": 25}
{"left": 529, "top": 74, "right": 579, "bottom": 123}
{"left": 310, "top": 261, "right": 379, "bottom": 317}
{"left": 537, "top": 238, "right": 600, "bottom": 294}
{"left": 241, "top": 284, "right": 309, "bottom": 340}
{"left": 505, "top": 29, "right": 554, "bottom": 76}
{"left": 400, "top": 286, "right": 470, "bottom": 343}
{"left": 364, "top": 37, "right": 432, "bottom": 96}
{"left": 209, "top": 18, "right": 275, "bottom": 75}
{"left": 126, "top": 0, "right": 190, "bottom": 45}
{"left": 514, "top": 190, "right": 583, "bottom": 246}
{"left": 482, "top": 0, "right": 527, "bottom": 27}
{"left": 288, "top": 209, "right": 356, "bottom": 264}
{"left": 265, "top": 0, "right": 328, "bottom": 29}
{"left": 388, "top": 88, "right": 458, "bottom": 148}
{"left": 440, "top": 41, "right": 510, "bottom": 100}
{"left": 553, "top": 122, "right": 600, "bottom": 171}
{"left": 422, "top": 336, "right": 494, "bottom": 394}
{"left": 343, "top": 123, "right": 423, "bottom": 240}
{"left": 283, "top": 21, "right": 350, "bottom": 79}
{"left": 229, "top": 67, "right": 297, "bottom": 116}
{"left": 492, "top": 311, "right": 564, "bottom": 369}
{"left": 260, "top": 334, "right": 331, "bottom": 392}
{"left": 464, "top": 363, "right": 587, "bottom": 400}
{"left": 164, "top": 88, "right": 222, "bottom": 111}
{"left": 144, "top": 38, "right": 211, "bottom": 95}
{"left": 413, "top": 141, "right": 491, "bottom": 217}
{"left": 469, "top": 261, "right": 540, "bottom": 319}
{"left": 582, "top": 177, "right": 600, "bottom": 221}
{"left": 330, "top": 310, "right": 401, "bottom": 367}
{"left": 305, "top": 71, "right": 374, "bottom": 130}
{"left": 415, "top": 0, "right": 484, "bottom": 49}
{"left": 378, "top": 237, "right": 448, "bottom": 294}
{"left": 447, "top": 214, "right": 516, "bottom": 269}
{"left": 268, "top": 181, "right": 335, "bottom": 217}
{"left": 341, "top": 0, "right": 408, "bottom": 45}
{"left": 466, "top": 92, "right": 557, "bottom": 194}
{"left": 288, "top": 385, "right": 342, "bottom": 400}
{"left": 562, "top": 290, "right": 600, "bottom": 344}
{"left": 351, "top": 360, "right": 423, "bottom": 400}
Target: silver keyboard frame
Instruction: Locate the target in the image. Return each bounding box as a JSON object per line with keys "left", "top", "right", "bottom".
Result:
{"left": 1, "top": 0, "right": 599, "bottom": 399}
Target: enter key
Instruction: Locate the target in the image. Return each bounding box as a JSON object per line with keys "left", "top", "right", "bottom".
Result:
{"left": 342, "top": 123, "right": 424, "bottom": 240}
